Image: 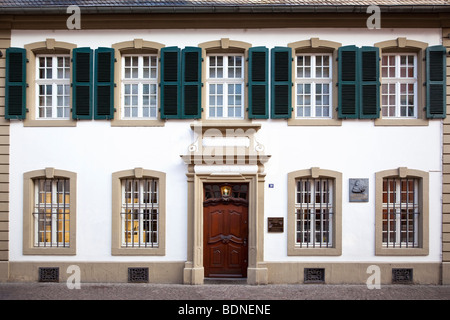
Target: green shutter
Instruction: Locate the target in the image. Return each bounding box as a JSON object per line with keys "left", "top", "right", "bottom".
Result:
{"left": 426, "top": 45, "right": 447, "bottom": 119}
{"left": 94, "top": 47, "right": 115, "bottom": 120}
{"left": 160, "top": 47, "right": 181, "bottom": 119}
{"left": 338, "top": 45, "right": 359, "bottom": 119}
{"left": 72, "top": 47, "right": 93, "bottom": 119}
{"left": 248, "top": 46, "right": 269, "bottom": 119}
{"left": 359, "top": 46, "right": 380, "bottom": 119}
{"left": 5, "top": 47, "right": 27, "bottom": 120}
{"left": 182, "top": 47, "right": 202, "bottom": 119}
{"left": 271, "top": 47, "right": 292, "bottom": 119}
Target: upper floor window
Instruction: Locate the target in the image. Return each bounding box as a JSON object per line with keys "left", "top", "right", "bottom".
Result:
{"left": 122, "top": 54, "right": 158, "bottom": 119}
{"left": 36, "top": 54, "right": 71, "bottom": 119}
{"left": 206, "top": 54, "right": 245, "bottom": 119}
{"left": 295, "top": 53, "right": 332, "bottom": 118}
{"left": 381, "top": 53, "right": 417, "bottom": 118}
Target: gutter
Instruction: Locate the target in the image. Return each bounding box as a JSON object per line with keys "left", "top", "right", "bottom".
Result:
{"left": 0, "top": 5, "right": 450, "bottom": 15}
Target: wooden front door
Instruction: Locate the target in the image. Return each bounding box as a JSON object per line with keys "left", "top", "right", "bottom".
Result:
{"left": 203, "top": 184, "right": 248, "bottom": 278}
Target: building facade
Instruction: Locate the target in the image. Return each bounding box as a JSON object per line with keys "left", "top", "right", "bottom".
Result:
{"left": 0, "top": 0, "right": 450, "bottom": 285}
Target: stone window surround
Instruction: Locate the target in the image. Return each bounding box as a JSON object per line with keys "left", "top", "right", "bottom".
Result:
{"left": 23, "top": 168, "right": 77, "bottom": 255}
{"left": 287, "top": 167, "right": 343, "bottom": 256}
{"left": 111, "top": 39, "right": 165, "bottom": 127}
{"left": 375, "top": 167, "right": 429, "bottom": 256}
{"left": 287, "top": 38, "right": 342, "bottom": 126}
{"left": 23, "top": 39, "right": 77, "bottom": 127}
{"left": 111, "top": 168, "right": 166, "bottom": 256}
{"left": 374, "top": 37, "right": 429, "bottom": 126}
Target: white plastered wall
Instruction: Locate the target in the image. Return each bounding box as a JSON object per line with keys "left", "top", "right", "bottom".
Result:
{"left": 9, "top": 27, "right": 442, "bottom": 263}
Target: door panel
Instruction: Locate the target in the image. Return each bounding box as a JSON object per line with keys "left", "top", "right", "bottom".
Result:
{"left": 204, "top": 201, "right": 248, "bottom": 278}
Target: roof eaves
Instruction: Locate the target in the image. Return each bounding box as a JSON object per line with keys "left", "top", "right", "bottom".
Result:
{"left": 0, "top": 4, "right": 450, "bottom": 14}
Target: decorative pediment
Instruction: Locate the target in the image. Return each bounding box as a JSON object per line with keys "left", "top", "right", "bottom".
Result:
{"left": 181, "top": 122, "right": 270, "bottom": 169}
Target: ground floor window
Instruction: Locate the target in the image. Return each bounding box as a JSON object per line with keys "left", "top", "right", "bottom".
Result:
{"left": 295, "top": 178, "right": 333, "bottom": 248}
{"left": 288, "top": 168, "right": 342, "bottom": 256}
{"left": 33, "top": 178, "right": 70, "bottom": 247}
{"left": 382, "top": 177, "right": 419, "bottom": 248}
{"left": 375, "top": 168, "right": 428, "bottom": 256}
{"left": 121, "top": 178, "right": 159, "bottom": 248}
{"left": 112, "top": 168, "right": 166, "bottom": 256}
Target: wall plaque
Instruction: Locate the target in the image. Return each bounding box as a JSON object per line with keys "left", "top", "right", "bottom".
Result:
{"left": 349, "top": 178, "right": 369, "bottom": 202}
{"left": 268, "top": 217, "right": 284, "bottom": 233}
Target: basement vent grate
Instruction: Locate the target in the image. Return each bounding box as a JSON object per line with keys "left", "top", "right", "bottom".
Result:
{"left": 304, "top": 268, "right": 325, "bottom": 283}
{"left": 128, "top": 267, "right": 149, "bottom": 283}
{"left": 39, "top": 267, "right": 60, "bottom": 282}
{"left": 392, "top": 268, "right": 413, "bottom": 284}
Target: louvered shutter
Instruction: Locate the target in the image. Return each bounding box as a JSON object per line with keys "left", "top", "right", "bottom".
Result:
{"left": 338, "top": 45, "right": 359, "bottom": 119}
{"left": 359, "top": 46, "right": 380, "bottom": 119}
{"left": 160, "top": 47, "right": 181, "bottom": 119}
{"left": 94, "top": 47, "right": 115, "bottom": 120}
{"left": 182, "top": 47, "right": 202, "bottom": 119}
{"left": 426, "top": 45, "right": 446, "bottom": 119}
{"left": 271, "top": 47, "right": 292, "bottom": 119}
{"left": 72, "top": 47, "right": 93, "bottom": 119}
{"left": 5, "top": 48, "right": 27, "bottom": 119}
{"left": 248, "top": 47, "right": 269, "bottom": 119}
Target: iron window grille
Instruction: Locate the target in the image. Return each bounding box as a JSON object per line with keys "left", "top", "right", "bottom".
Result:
{"left": 121, "top": 178, "right": 159, "bottom": 248}
{"left": 33, "top": 178, "right": 70, "bottom": 248}
{"left": 295, "top": 178, "right": 333, "bottom": 248}
{"left": 382, "top": 178, "right": 419, "bottom": 248}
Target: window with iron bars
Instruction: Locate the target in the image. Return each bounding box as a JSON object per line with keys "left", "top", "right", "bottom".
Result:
{"left": 33, "top": 178, "right": 70, "bottom": 247}
{"left": 382, "top": 178, "right": 419, "bottom": 248}
{"left": 121, "top": 178, "right": 159, "bottom": 248}
{"left": 295, "top": 178, "right": 333, "bottom": 248}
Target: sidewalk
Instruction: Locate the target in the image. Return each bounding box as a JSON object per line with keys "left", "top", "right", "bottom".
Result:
{"left": 1, "top": 282, "right": 450, "bottom": 300}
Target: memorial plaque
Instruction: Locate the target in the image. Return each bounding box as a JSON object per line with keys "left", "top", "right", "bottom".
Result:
{"left": 268, "top": 217, "right": 283, "bottom": 232}
{"left": 349, "top": 178, "right": 369, "bottom": 202}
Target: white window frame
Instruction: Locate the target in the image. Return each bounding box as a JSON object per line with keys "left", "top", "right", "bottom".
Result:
{"left": 35, "top": 54, "right": 71, "bottom": 120}
{"left": 33, "top": 178, "right": 70, "bottom": 248}
{"left": 295, "top": 53, "right": 332, "bottom": 119}
{"left": 120, "top": 178, "right": 159, "bottom": 248}
{"left": 206, "top": 54, "right": 245, "bottom": 119}
{"left": 121, "top": 54, "right": 158, "bottom": 119}
{"left": 381, "top": 53, "right": 418, "bottom": 119}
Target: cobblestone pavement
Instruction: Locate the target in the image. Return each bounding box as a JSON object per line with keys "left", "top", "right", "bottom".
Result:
{"left": 1, "top": 282, "right": 450, "bottom": 300}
